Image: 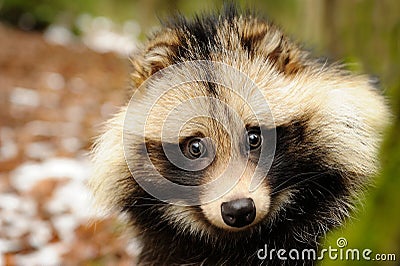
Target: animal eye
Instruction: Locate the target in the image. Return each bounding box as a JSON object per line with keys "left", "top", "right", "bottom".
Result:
{"left": 187, "top": 138, "right": 206, "bottom": 159}
{"left": 248, "top": 129, "right": 262, "bottom": 150}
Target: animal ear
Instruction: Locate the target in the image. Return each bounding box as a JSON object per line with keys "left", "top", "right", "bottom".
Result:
{"left": 129, "top": 50, "right": 168, "bottom": 88}
{"left": 263, "top": 36, "right": 306, "bottom": 75}
{"left": 130, "top": 31, "right": 180, "bottom": 88}
{"left": 240, "top": 20, "right": 306, "bottom": 75}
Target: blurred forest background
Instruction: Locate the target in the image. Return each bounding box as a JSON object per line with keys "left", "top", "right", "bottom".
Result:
{"left": 0, "top": 0, "right": 399, "bottom": 265}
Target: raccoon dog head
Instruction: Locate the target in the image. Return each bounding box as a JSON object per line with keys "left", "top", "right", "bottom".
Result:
{"left": 90, "top": 6, "right": 389, "bottom": 245}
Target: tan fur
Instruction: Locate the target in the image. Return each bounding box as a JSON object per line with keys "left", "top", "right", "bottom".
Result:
{"left": 89, "top": 12, "right": 390, "bottom": 239}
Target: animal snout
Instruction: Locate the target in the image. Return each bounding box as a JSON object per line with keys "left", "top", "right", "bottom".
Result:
{"left": 221, "top": 198, "right": 256, "bottom": 228}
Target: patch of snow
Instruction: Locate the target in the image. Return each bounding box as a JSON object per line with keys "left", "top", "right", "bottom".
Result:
{"left": 18, "top": 197, "right": 37, "bottom": 217}
{"left": 0, "top": 193, "right": 21, "bottom": 212}
{"left": 44, "top": 14, "right": 139, "bottom": 56}
{"left": 1, "top": 212, "right": 32, "bottom": 238}
{"left": 123, "top": 20, "right": 141, "bottom": 36}
{"left": 83, "top": 30, "right": 136, "bottom": 55}
{"left": 14, "top": 243, "right": 67, "bottom": 266}
{"left": 46, "top": 180, "right": 94, "bottom": 220}
{"left": 0, "top": 195, "right": 38, "bottom": 239}
{"left": 25, "top": 141, "right": 56, "bottom": 160}
{"left": 28, "top": 220, "right": 53, "bottom": 248}
{"left": 91, "top": 16, "right": 113, "bottom": 32}
{"left": 9, "top": 87, "right": 40, "bottom": 108}
{"left": 75, "top": 13, "right": 92, "bottom": 32}
{"left": 44, "top": 72, "right": 65, "bottom": 91}
{"left": 10, "top": 157, "right": 91, "bottom": 192}
{"left": 68, "top": 76, "right": 87, "bottom": 94}
{"left": 61, "top": 137, "right": 83, "bottom": 153}
{"left": 24, "top": 121, "right": 80, "bottom": 137}
{"left": 51, "top": 214, "right": 77, "bottom": 244}
{"left": 0, "top": 239, "right": 22, "bottom": 253}
{"left": 77, "top": 14, "right": 138, "bottom": 56}
{"left": 44, "top": 25, "right": 74, "bottom": 46}
{"left": 0, "top": 127, "right": 18, "bottom": 161}
{"left": 0, "top": 194, "right": 37, "bottom": 216}
{"left": 24, "top": 120, "right": 54, "bottom": 137}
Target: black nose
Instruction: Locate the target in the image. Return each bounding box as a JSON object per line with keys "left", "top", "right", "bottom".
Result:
{"left": 221, "top": 198, "right": 256, "bottom": 228}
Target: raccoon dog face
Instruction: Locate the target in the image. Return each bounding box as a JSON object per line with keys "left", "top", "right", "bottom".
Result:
{"left": 90, "top": 5, "right": 389, "bottom": 265}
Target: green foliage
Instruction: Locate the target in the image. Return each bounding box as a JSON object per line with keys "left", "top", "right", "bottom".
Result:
{"left": 0, "top": 0, "right": 95, "bottom": 29}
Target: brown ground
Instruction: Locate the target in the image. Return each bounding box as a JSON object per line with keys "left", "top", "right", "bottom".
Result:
{"left": 0, "top": 23, "right": 136, "bottom": 265}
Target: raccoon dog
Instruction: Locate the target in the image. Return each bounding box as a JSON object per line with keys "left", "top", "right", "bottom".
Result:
{"left": 90, "top": 5, "right": 389, "bottom": 265}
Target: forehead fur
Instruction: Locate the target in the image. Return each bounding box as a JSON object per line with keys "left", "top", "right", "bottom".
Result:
{"left": 127, "top": 5, "right": 389, "bottom": 173}
{"left": 131, "top": 6, "right": 306, "bottom": 88}
{"left": 133, "top": 83, "right": 262, "bottom": 142}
